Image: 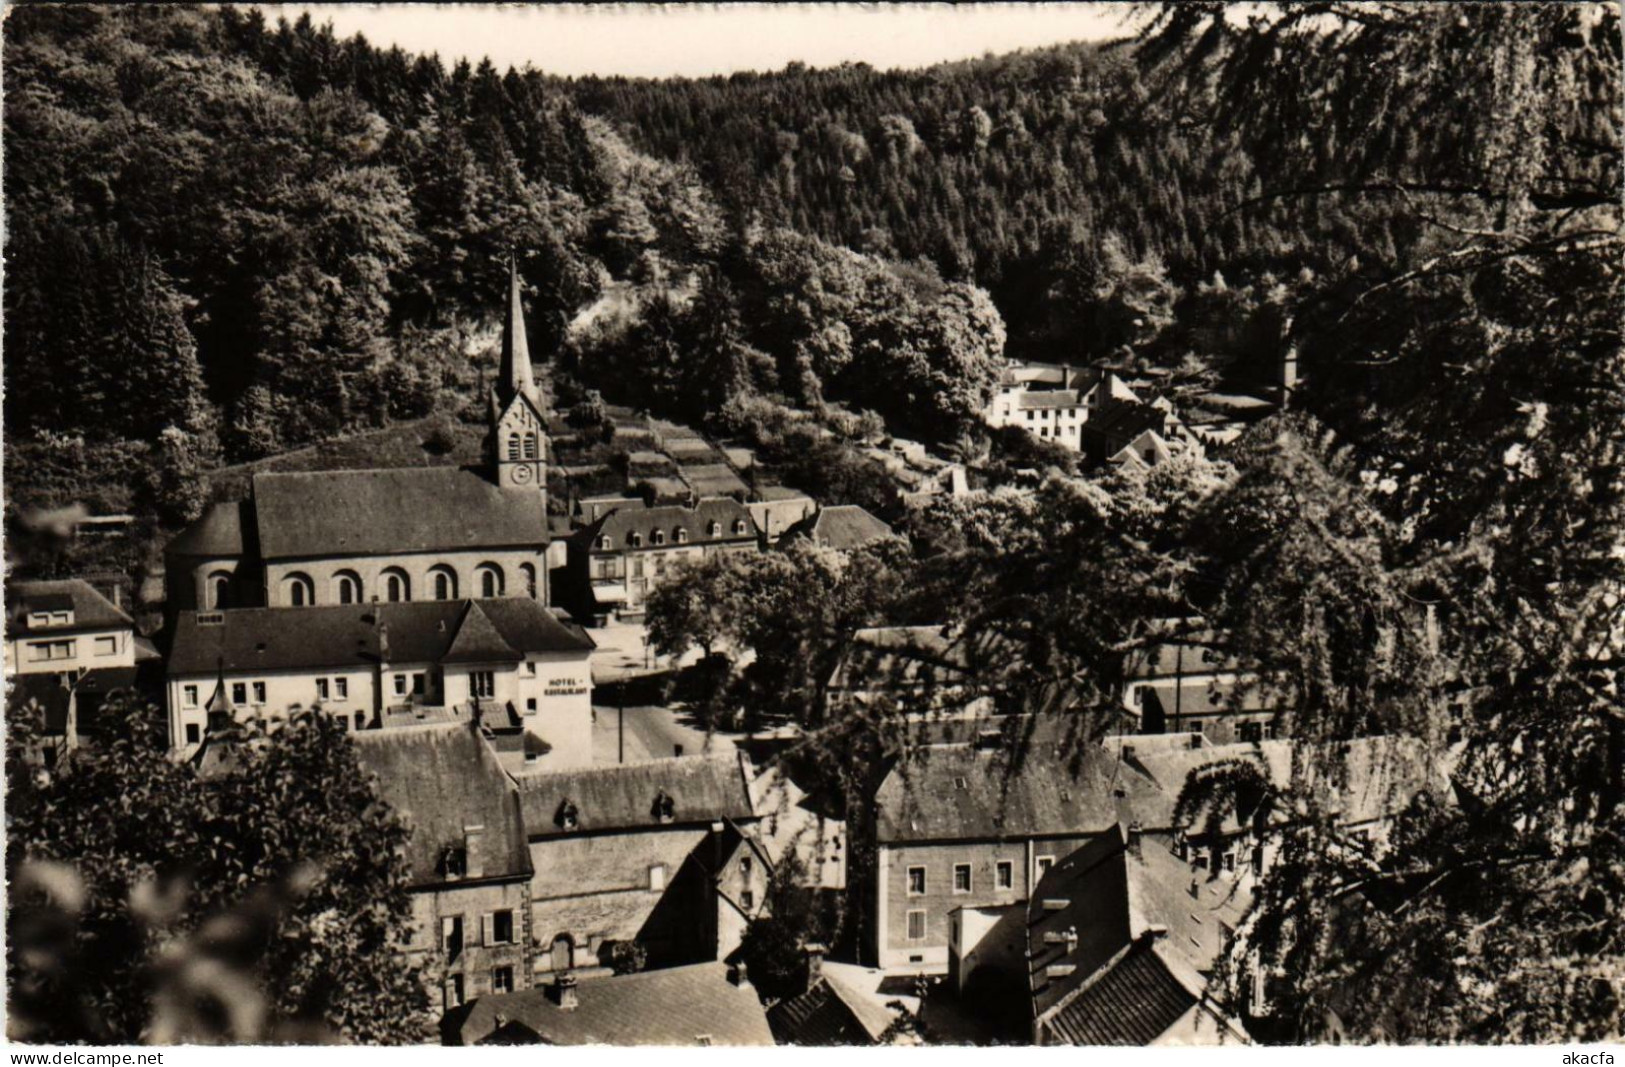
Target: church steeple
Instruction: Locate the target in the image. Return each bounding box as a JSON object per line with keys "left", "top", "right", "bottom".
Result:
{"left": 499, "top": 254, "right": 539, "bottom": 409}
{"left": 489, "top": 253, "right": 548, "bottom": 494}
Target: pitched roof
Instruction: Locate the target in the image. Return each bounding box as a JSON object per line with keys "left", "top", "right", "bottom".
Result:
{"left": 516, "top": 753, "right": 755, "bottom": 838}
{"left": 453, "top": 963, "right": 774, "bottom": 1046}
{"left": 873, "top": 724, "right": 1163, "bottom": 844}
{"left": 1017, "top": 389, "right": 1083, "bottom": 410}
{"left": 1086, "top": 401, "right": 1167, "bottom": 442}
{"left": 1127, "top": 736, "right": 1449, "bottom": 831}
{"left": 167, "top": 597, "right": 593, "bottom": 675}
{"left": 784, "top": 505, "right": 896, "bottom": 552}
{"left": 585, "top": 497, "right": 757, "bottom": 550}
{"left": 164, "top": 499, "right": 249, "bottom": 558}
{"left": 1038, "top": 940, "right": 1202, "bottom": 1045}
{"left": 7, "top": 579, "right": 133, "bottom": 635}
{"left": 352, "top": 722, "right": 531, "bottom": 887}
{"left": 767, "top": 972, "right": 897, "bottom": 1046}
{"left": 1027, "top": 826, "right": 1250, "bottom": 1045}
{"left": 251, "top": 467, "right": 546, "bottom": 559}
{"left": 441, "top": 601, "right": 522, "bottom": 665}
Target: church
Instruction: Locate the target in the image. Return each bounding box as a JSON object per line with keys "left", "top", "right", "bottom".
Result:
{"left": 166, "top": 260, "right": 553, "bottom": 613}
{"left": 164, "top": 262, "right": 596, "bottom": 767}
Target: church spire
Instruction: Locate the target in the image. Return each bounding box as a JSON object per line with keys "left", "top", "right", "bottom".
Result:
{"left": 500, "top": 253, "right": 538, "bottom": 407}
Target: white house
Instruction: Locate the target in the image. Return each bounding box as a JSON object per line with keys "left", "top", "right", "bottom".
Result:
{"left": 166, "top": 597, "right": 596, "bottom": 768}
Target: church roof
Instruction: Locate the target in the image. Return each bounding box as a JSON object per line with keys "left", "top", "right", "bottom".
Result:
{"left": 165, "top": 500, "right": 249, "bottom": 559}
{"left": 251, "top": 467, "right": 545, "bottom": 560}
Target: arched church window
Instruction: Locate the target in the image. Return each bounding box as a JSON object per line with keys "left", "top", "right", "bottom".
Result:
{"left": 520, "top": 564, "right": 538, "bottom": 599}
{"left": 208, "top": 571, "right": 232, "bottom": 610}
{"left": 478, "top": 564, "right": 505, "bottom": 598}
{"left": 507, "top": 434, "right": 521, "bottom": 461}
{"left": 430, "top": 566, "right": 458, "bottom": 601}
{"left": 334, "top": 571, "right": 362, "bottom": 605}
{"left": 283, "top": 573, "right": 315, "bottom": 607}
{"left": 523, "top": 433, "right": 538, "bottom": 460}
{"left": 383, "top": 569, "right": 410, "bottom": 603}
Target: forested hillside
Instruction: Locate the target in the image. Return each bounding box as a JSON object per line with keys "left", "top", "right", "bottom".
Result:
{"left": 3, "top": 5, "right": 1017, "bottom": 528}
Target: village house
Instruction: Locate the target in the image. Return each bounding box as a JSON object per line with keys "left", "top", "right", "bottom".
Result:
{"left": 353, "top": 722, "right": 537, "bottom": 1016}
{"left": 5, "top": 578, "right": 145, "bottom": 677}
{"left": 445, "top": 962, "right": 774, "bottom": 1046}
{"left": 780, "top": 504, "right": 898, "bottom": 553}
{"left": 564, "top": 498, "right": 759, "bottom": 619}
{"left": 514, "top": 754, "right": 767, "bottom": 978}
{"left": 5, "top": 579, "right": 156, "bottom": 764}
{"left": 1023, "top": 825, "right": 1251, "bottom": 1045}
{"left": 767, "top": 947, "right": 905, "bottom": 1046}
{"left": 746, "top": 486, "right": 817, "bottom": 545}
{"left": 1121, "top": 624, "right": 1278, "bottom": 743}
{"left": 868, "top": 717, "right": 1164, "bottom": 971}
{"left": 982, "top": 362, "right": 1141, "bottom": 453}
{"left": 165, "top": 262, "right": 552, "bottom": 614}
{"left": 165, "top": 597, "right": 595, "bottom": 765}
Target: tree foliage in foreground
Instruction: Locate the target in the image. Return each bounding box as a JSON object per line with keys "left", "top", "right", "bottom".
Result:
{"left": 6, "top": 701, "right": 430, "bottom": 1044}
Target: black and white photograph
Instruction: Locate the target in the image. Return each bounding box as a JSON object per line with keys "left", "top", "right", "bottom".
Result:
{"left": 2, "top": 0, "right": 1621, "bottom": 1051}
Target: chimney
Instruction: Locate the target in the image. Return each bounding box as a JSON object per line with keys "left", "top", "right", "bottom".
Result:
{"left": 463, "top": 825, "right": 485, "bottom": 879}
{"left": 1127, "top": 821, "right": 1143, "bottom": 858}
{"left": 802, "top": 941, "right": 827, "bottom": 992}
{"left": 552, "top": 971, "right": 579, "bottom": 1012}
{"left": 729, "top": 961, "right": 750, "bottom": 987}
{"left": 494, "top": 1013, "right": 508, "bottom": 1029}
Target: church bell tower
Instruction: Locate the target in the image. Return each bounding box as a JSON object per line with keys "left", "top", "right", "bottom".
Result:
{"left": 490, "top": 256, "right": 548, "bottom": 497}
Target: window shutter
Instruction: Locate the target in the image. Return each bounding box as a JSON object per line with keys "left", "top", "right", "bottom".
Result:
{"left": 481, "top": 913, "right": 496, "bottom": 947}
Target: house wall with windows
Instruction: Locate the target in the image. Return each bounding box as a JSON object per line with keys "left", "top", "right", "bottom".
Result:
{"left": 166, "top": 663, "right": 381, "bottom": 751}
{"left": 526, "top": 827, "right": 717, "bottom": 975}
{"left": 411, "top": 878, "right": 535, "bottom": 1013}
{"left": 8, "top": 625, "right": 136, "bottom": 677}
{"left": 875, "top": 836, "right": 1095, "bottom": 971}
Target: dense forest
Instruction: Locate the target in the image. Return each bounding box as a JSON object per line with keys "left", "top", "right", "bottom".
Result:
{"left": 6, "top": 3, "right": 1354, "bottom": 526}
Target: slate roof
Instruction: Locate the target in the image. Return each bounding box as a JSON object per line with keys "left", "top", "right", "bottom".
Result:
{"left": 1125, "top": 629, "right": 1243, "bottom": 679}
{"left": 352, "top": 722, "right": 532, "bottom": 888}
{"left": 1017, "top": 390, "right": 1083, "bottom": 411}
{"left": 453, "top": 963, "right": 774, "bottom": 1046}
{"left": 7, "top": 579, "right": 133, "bottom": 635}
{"left": 251, "top": 468, "right": 546, "bottom": 559}
{"left": 1027, "top": 825, "right": 1250, "bottom": 1046}
{"left": 1138, "top": 678, "right": 1274, "bottom": 719}
{"left": 165, "top": 500, "right": 249, "bottom": 558}
{"left": 167, "top": 598, "right": 594, "bottom": 675}
{"left": 1084, "top": 400, "right": 1167, "bottom": 445}
{"left": 767, "top": 972, "right": 897, "bottom": 1046}
{"left": 783, "top": 505, "right": 897, "bottom": 552}
{"left": 583, "top": 498, "right": 758, "bottom": 552}
{"left": 1128, "top": 736, "right": 1450, "bottom": 832}
{"left": 873, "top": 725, "right": 1163, "bottom": 844}
{"left": 1039, "top": 940, "right": 1202, "bottom": 1045}
{"left": 516, "top": 753, "right": 756, "bottom": 838}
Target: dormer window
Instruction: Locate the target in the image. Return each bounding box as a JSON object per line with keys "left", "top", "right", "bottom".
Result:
{"left": 629, "top": 533, "right": 643, "bottom": 548}
{"left": 732, "top": 520, "right": 748, "bottom": 536}
{"left": 708, "top": 521, "right": 722, "bottom": 538}
{"left": 652, "top": 790, "right": 676, "bottom": 824}
{"left": 556, "top": 798, "right": 580, "bottom": 831}
{"left": 675, "top": 528, "right": 688, "bottom": 544}
{"left": 652, "top": 530, "right": 666, "bottom": 546}
{"left": 598, "top": 535, "right": 612, "bottom": 551}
